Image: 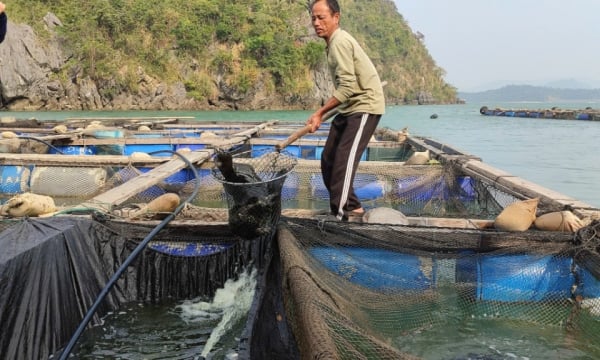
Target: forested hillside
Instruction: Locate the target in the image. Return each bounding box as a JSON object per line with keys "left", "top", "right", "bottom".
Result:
{"left": 6, "top": 0, "right": 458, "bottom": 110}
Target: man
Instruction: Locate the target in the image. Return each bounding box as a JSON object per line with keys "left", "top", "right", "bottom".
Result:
{"left": 0, "top": 2, "right": 6, "bottom": 43}
{"left": 306, "top": 0, "right": 385, "bottom": 221}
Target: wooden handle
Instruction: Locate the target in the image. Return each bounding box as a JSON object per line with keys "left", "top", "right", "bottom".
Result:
{"left": 275, "top": 108, "right": 338, "bottom": 151}
{"left": 275, "top": 124, "right": 312, "bottom": 151}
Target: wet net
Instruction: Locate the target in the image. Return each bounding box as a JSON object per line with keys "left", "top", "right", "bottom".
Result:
{"left": 211, "top": 150, "right": 297, "bottom": 240}
{"left": 191, "top": 158, "right": 521, "bottom": 220}
{"left": 1, "top": 145, "right": 537, "bottom": 220}
{"left": 276, "top": 217, "right": 600, "bottom": 359}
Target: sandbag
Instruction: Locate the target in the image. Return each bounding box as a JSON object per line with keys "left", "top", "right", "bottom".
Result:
{"left": 127, "top": 193, "right": 181, "bottom": 219}
{"left": 0, "top": 192, "right": 57, "bottom": 217}
{"left": 534, "top": 211, "right": 584, "bottom": 232}
{"left": 1, "top": 131, "right": 18, "bottom": 139}
{"left": 130, "top": 152, "right": 152, "bottom": 160}
{"left": 53, "top": 124, "right": 68, "bottom": 134}
{"left": 494, "top": 198, "right": 539, "bottom": 231}
{"left": 363, "top": 207, "right": 409, "bottom": 225}
{"left": 404, "top": 150, "right": 430, "bottom": 165}
{"left": 0, "top": 138, "right": 21, "bottom": 153}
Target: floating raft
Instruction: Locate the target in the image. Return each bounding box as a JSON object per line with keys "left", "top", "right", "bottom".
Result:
{"left": 2, "top": 118, "right": 600, "bottom": 360}
{"left": 480, "top": 106, "right": 600, "bottom": 121}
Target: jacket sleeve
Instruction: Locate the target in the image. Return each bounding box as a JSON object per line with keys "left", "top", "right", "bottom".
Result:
{"left": 329, "top": 38, "right": 357, "bottom": 104}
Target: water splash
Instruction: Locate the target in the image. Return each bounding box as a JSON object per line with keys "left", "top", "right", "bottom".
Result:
{"left": 176, "top": 268, "right": 257, "bottom": 357}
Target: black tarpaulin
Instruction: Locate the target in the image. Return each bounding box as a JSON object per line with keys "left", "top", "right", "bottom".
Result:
{"left": 0, "top": 217, "right": 126, "bottom": 360}
{"left": 0, "top": 217, "right": 255, "bottom": 360}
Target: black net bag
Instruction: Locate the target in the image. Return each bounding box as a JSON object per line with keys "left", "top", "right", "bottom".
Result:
{"left": 212, "top": 150, "right": 297, "bottom": 239}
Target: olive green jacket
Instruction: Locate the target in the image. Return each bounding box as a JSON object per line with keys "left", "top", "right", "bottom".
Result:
{"left": 328, "top": 28, "right": 385, "bottom": 115}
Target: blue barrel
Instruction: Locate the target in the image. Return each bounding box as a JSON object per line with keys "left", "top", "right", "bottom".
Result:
{"left": 458, "top": 176, "right": 477, "bottom": 200}
{"left": 395, "top": 176, "right": 474, "bottom": 202}
{"left": 457, "top": 254, "right": 574, "bottom": 302}
{"left": 310, "top": 247, "right": 434, "bottom": 290}
{"left": 315, "top": 147, "right": 367, "bottom": 161}
{"left": 576, "top": 113, "right": 591, "bottom": 120}
{"left": 48, "top": 145, "right": 96, "bottom": 155}
{"left": 575, "top": 267, "right": 600, "bottom": 299}
{"left": 310, "top": 174, "right": 385, "bottom": 200}
{"left": 0, "top": 165, "right": 30, "bottom": 194}
{"left": 356, "top": 180, "right": 386, "bottom": 200}
{"left": 93, "top": 130, "right": 124, "bottom": 138}
{"left": 395, "top": 175, "right": 438, "bottom": 201}
{"left": 251, "top": 144, "right": 302, "bottom": 158}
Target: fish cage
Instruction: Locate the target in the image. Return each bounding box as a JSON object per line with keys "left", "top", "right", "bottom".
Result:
{"left": 276, "top": 217, "right": 600, "bottom": 359}
{"left": 0, "top": 216, "right": 280, "bottom": 359}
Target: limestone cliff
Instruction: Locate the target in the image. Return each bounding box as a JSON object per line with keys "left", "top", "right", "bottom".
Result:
{"left": 0, "top": 2, "right": 456, "bottom": 111}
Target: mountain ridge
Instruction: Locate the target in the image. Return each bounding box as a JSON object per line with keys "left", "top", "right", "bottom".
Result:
{"left": 459, "top": 85, "right": 600, "bottom": 103}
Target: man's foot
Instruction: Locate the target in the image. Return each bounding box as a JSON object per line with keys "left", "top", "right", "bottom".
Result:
{"left": 345, "top": 209, "right": 365, "bottom": 223}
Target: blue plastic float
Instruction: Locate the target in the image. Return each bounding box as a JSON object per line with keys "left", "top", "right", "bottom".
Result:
{"left": 310, "top": 247, "right": 434, "bottom": 291}
{"left": 457, "top": 254, "right": 575, "bottom": 302}
{"left": 0, "top": 165, "right": 30, "bottom": 194}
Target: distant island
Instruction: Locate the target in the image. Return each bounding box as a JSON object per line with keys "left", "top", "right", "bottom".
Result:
{"left": 459, "top": 85, "right": 600, "bottom": 103}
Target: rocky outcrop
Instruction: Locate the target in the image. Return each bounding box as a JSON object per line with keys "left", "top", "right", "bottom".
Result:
{"left": 0, "top": 14, "right": 209, "bottom": 111}
{"left": 0, "top": 13, "right": 66, "bottom": 110}
{"left": 0, "top": 13, "right": 331, "bottom": 111}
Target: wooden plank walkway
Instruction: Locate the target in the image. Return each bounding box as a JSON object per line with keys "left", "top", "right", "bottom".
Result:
{"left": 78, "top": 120, "right": 278, "bottom": 212}
{"left": 408, "top": 136, "right": 597, "bottom": 218}
{"left": 81, "top": 149, "right": 214, "bottom": 212}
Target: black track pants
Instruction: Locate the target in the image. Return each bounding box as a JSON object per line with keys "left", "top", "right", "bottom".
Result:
{"left": 321, "top": 112, "right": 381, "bottom": 220}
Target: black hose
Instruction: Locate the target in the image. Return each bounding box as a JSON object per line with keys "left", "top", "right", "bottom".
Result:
{"left": 17, "top": 136, "right": 65, "bottom": 154}
{"left": 58, "top": 150, "right": 204, "bottom": 359}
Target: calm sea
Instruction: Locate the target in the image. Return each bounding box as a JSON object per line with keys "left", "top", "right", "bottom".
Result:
{"left": 3, "top": 101, "right": 599, "bottom": 207}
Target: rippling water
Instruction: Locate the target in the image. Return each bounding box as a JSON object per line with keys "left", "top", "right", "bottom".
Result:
{"left": 75, "top": 269, "right": 256, "bottom": 359}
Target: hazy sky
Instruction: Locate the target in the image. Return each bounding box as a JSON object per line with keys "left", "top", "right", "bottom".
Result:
{"left": 393, "top": 0, "right": 600, "bottom": 91}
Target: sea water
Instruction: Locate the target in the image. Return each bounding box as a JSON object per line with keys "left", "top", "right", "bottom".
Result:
{"left": 74, "top": 269, "right": 257, "bottom": 359}
{"left": 4, "top": 101, "right": 599, "bottom": 207}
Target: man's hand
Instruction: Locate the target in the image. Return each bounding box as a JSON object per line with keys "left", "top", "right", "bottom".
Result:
{"left": 306, "top": 112, "right": 323, "bottom": 133}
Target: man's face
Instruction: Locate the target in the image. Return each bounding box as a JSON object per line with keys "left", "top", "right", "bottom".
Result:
{"left": 311, "top": 1, "right": 339, "bottom": 41}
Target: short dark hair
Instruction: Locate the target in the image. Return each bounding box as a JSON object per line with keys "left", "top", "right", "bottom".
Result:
{"left": 310, "top": 0, "right": 340, "bottom": 14}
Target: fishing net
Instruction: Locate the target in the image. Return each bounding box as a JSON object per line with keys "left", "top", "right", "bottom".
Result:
{"left": 1, "top": 137, "right": 533, "bottom": 221}
{"left": 276, "top": 217, "right": 600, "bottom": 359}
{"left": 211, "top": 150, "right": 297, "bottom": 240}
